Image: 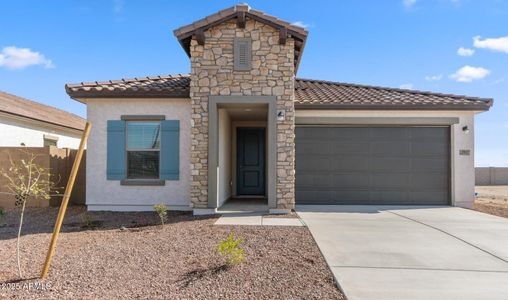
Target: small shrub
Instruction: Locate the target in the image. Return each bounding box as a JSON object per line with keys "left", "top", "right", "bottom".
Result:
{"left": 0, "top": 207, "right": 5, "bottom": 227}
{"left": 153, "top": 203, "right": 168, "bottom": 226}
{"left": 217, "top": 232, "right": 246, "bottom": 267}
{"left": 82, "top": 213, "right": 95, "bottom": 229}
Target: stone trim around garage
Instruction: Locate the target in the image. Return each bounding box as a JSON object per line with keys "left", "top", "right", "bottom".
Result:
{"left": 208, "top": 95, "right": 277, "bottom": 209}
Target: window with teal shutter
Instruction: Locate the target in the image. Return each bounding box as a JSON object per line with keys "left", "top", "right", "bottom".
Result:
{"left": 160, "top": 120, "right": 180, "bottom": 180}
{"left": 126, "top": 121, "right": 161, "bottom": 179}
{"left": 107, "top": 120, "right": 126, "bottom": 180}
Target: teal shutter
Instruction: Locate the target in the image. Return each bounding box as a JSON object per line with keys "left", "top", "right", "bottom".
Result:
{"left": 160, "top": 120, "right": 180, "bottom": 180}
{"left": 107, "top": 120, "right": 126, "bottom": 180}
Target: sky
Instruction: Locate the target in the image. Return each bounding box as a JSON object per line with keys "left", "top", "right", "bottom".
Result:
{"left": 0, "top": 0, "right": 507, "bottom": 166}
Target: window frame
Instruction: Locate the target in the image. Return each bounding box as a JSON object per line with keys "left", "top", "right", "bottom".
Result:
{"left": 120, "top": 115, "right": 166, "bottom": 185}
{"left": 43, "top": 134, "right": 58, "bottom": 147}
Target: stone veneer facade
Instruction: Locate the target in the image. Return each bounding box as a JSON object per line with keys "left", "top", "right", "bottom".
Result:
{"left": 189, "top": 19, "right": 295, "bottom": 209}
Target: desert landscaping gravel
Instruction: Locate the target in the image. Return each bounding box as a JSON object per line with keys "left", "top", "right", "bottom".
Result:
{"left": 474, "top": 186, "right": 508, "bottom": 218}
{"left": 0, "top": 206, "right": 344, "bottom": 299}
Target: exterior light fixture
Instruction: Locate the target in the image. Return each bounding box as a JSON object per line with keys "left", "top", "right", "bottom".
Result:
{"left": 462, "top": 126, "right": 470, "bottom": 134}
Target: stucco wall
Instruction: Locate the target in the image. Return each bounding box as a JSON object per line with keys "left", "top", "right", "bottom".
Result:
{"left": 218, "top": 109, "right": 232, "bottom": 206}
{"left": 85, "top": 98, "right": 191, "bottom": 211}
{"left": 296, "top": 110, "right": 478, "bottom": 208}
{"left": 0, "top": 114, "right": 82, "bottom": 149}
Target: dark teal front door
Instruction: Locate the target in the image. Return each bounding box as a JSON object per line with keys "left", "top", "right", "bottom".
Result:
{"left": 237, "top": 128, "right": 265, "bottom": 196}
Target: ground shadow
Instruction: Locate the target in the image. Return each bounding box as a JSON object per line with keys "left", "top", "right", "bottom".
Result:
{"left": 0, "top": 276, "right": 39, "bottom": 285}
{"left": 177, "top": 264, "right": 229, "bottom": 288}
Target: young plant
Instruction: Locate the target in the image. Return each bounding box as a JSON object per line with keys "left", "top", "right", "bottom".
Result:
{"left": 217, "top": 232, "right": 246, "bottom": 267}
{"left": 0, "top": 207, "right": 5, "bottom": 227}
{"left": 0, "top": 151, "right": 57, "bottom": 278}
{"left": 82, "top": 213, "right": 95, "bottom": 229}
{"left": 153, "top": 203, "right": 168, "bottom": 226}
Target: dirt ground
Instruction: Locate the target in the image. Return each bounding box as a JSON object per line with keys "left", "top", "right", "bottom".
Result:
{"left": 474, "top": 186, "right": 508, "bottom": 218}
{"left": 0, "top": 206, "right": 343, "bottom": 300}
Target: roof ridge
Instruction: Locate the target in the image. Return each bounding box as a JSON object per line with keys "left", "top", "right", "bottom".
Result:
{"left": 296, "top": 77, "right": 493, "bottom": 103}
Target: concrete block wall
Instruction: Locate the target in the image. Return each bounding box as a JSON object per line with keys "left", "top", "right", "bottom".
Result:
{"left": 476, "top": 167, "right": 508, "bottom": 185}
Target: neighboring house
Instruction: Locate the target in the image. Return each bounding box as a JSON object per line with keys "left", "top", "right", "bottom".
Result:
{"left": 0, "top": 91, "right": 85, "bottom": 148}
{"left": 66, "top": 4, "right": 492, "bottom": 213}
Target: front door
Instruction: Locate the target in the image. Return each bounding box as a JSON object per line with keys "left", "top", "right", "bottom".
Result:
{"left": 237, "top": 127, "right": 265, "bottom": 196}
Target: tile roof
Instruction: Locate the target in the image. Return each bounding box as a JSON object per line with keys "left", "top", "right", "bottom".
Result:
{"left": 66, "top": 75, "right": 493, "bottom": 111}
{"left": 173, "top": 4, "right": 308, "bottom": 72}
{"left": 294, "top": 78, "right": 493, "bottom": 110}
{"left": 0, "top": 91, "right": 85, "bottom": 131}
{"left": 65, "top": 74, "right": 191, "bottom": 99}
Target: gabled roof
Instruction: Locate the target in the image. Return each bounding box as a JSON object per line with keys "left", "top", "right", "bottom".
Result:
{"left": 65, "top": 75, "right": 493, "bottom": 111}
{"left": 0, "top": 91, "right": 85, "bottom": 131}
{"left": 173, "top": 4, "right": 308, "bottom": 72}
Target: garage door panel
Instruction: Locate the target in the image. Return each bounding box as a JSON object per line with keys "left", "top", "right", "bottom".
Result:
{"left": 412, "top": 127, "right": 448, "bottom": 139}
{"left": 331, "top": 157, "right": 369, "bottom": 171}
{"left": 330, "top": 191, "right": 370, "bottom": 203}
{"left": 296, "top": 190, "right": 331, "bottom": 204}
{"left": 331, "top": 174, "right": 370, "bottom": 188}
{"left": 411, "top": 174, "right": 448, "bottom": 189}
{"left": 369, "top": 191, "right": 410, "bottom": 204}
{"left": 296, "top": 173, "right": 330, "bottom": 187}
{"left": 410, "top": 191, "right": 449, "bottom": 204}
{"left": 370, "top": 174, "right": 411, "bottom": 189}
{"left": 371, "top": 158, "right": 411, "bottom": 172}
{"left": 412, "top": 158, "right": 448, "bottom": 171}
{"left": 371, "top": 142, "right": 411, "bottom": 156}
{"left": 368, "top": 127, "right": 410, "bottom": 140}
{"left": 329, "top": 142, "right": 370, "bottom": 155}
{"left": 331, "top": 128, "right": 370, "bottom": 140}
{"left": 412, "top": 142, "right": 449, "bottom": 156}
{"left": 297, "top": 157, "right": 331, "bottom": 171}
{"left": 296, "top": 142, "right": 330, "bottom": 155}
{"left": 295, "top": 126, "right": 450, "bottom": 205}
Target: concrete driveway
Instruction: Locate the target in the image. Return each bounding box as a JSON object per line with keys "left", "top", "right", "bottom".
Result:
{"left": 297, "top": 206, "right": 508, "bottom": 300}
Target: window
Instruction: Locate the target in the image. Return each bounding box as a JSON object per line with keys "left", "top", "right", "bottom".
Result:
{"left": 43, "top": 135, "right": 58, "bottom": 147}
{"left": 126, "top": 121, "right": 161, "bottom": 179}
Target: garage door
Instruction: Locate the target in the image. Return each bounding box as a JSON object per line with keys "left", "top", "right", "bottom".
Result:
{"left": 295, "top": 127, "right": 450, "bottom": 205}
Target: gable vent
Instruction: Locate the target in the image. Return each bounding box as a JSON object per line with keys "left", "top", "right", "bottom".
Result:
{"left": 234, "top": 38, "right": 252, "bottom": 71}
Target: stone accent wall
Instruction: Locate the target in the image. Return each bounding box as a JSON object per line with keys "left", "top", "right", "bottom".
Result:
{"left": 189, "top": 19, "right": 295, "bottom": 209}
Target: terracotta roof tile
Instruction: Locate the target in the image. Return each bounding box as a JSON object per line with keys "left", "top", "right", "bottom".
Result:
{"left": 0, "top": 91, "right": 85, "bottom": 131}
{"left": 66, "top": 75, "right": 492, "bottom": 111}
{"left": 294, "top": 78, "right": 492, "bottom": 110}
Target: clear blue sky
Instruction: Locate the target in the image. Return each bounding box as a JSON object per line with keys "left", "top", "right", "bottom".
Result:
{"left": 0, "top": 0, "right": 506, "bottom": 166}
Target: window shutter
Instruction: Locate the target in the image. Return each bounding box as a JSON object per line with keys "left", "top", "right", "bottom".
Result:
{"left": 107, "top": 120, "right": 126, "bottom": 180}
{"left": 234, "top": 38, "right": 252, "bottom": 71}
{"left": 160, "top": 120, "right": 180, "bottom": 180}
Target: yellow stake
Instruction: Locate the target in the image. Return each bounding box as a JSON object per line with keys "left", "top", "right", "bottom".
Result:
{"left": 41, "top": 122, "right": 91, "bottom": 279}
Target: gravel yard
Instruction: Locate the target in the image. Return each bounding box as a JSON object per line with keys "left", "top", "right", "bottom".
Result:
{"left": 474, "top": 186, "right": 508, "bottom": 218}
{"left": 0, "top": 206, "right": 343, "bottom": 299}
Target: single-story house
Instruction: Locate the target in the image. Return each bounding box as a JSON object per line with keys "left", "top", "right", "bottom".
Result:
{"left": 0, "top": 91, "right": 85, "bottom": 148}
{"left": 66, "top": 4, "right": 492, "bottom": 214}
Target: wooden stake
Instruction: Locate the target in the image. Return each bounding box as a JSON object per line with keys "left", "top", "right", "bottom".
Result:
{"left": 41, "top": 122, "right": 91, "bottom": 279}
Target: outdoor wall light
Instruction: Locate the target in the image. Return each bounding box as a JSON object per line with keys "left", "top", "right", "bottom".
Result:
{"left": 462, "top": 126, "right": 470, "bottom": 134}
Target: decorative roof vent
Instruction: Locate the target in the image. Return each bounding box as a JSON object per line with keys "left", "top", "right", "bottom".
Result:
{"left": 234, "top": 38, "right": 252, "bottom": 71}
